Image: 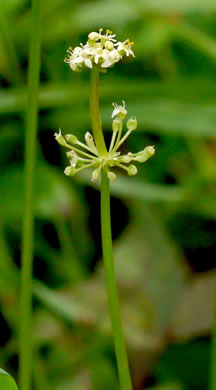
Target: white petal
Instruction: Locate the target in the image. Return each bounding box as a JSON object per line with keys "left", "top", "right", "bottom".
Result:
{"left": 73, "top": 56, "right": 83, "bottom": 64}
{"left": 85, "top": 58, "right": 93, "bottom": 68}
{"left": 111, "top": 108, "right": 120, "bottom": 117}
{"left": 73, "top": 47, "right": 82, "bottom": 55}
{"left": 70, "top": 62, "right": 77, "bottom": 71}
{"left": 101, "top": 60, "right": 113, "bottom": 68}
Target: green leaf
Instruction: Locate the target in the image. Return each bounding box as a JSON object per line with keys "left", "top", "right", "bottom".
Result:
{"left": 0, "top": 369, "right": 18, "bottom": 390}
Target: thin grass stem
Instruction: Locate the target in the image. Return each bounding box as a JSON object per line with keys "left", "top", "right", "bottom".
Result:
{"left": 19, "top": 0, "right": 42, "bottom": 389}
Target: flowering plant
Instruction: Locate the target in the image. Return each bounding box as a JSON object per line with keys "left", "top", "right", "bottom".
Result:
{"left": 55, "top": 29, "right": 155, "bottom": 390}
{"left": 55, "top": 29, "right": 154, "bottom": 183}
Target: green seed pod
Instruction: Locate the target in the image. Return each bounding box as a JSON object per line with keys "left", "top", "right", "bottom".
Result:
{"left": 135, "top": 146, "right": 155, "bottom": 162}
{"left": 107, "top": 171, "right": 116, "bottom": 181}
{"left": 54, "top": 130, "right": 68, "bottom": 147}
{"left": 65, "top": 134, "right": 78, "bottom": 144}
{"left": 128, "top": 165, "right": 137, "bottom": 176}
{"left": 112, "top": 118, "right": 122, "bottom": 132}
{"left": 64, "top": 166, "right": 76, "bottom": 176}
{"left": 126, "top": 117, "right": 137, "bottom": 131}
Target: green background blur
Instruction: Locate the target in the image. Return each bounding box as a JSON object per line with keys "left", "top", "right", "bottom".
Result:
{"left": 1, "top": 0, "right": 216, "bottom": 389}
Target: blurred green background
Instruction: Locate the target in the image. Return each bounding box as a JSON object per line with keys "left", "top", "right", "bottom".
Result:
{"left": 1, "top": 0, "right": 216, "bottom": 389}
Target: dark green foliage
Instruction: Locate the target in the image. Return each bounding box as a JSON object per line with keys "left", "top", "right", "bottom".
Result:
{"left": 0, "top": 0, "right": 216, "bottom": 388}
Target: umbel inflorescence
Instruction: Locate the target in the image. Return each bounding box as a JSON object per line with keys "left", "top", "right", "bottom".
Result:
{"left": 64, "top": 28, "right": 135, "bottom": 71}
{"left": 55, "top": 29, "right": 155, "bottom": 181}
{"left": 55, "top": 102, "right": 155, "bottom": 182}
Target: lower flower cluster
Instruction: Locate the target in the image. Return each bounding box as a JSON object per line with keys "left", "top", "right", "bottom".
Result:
{"left": 54, "top": 102, "right": 155, "bottom": 182}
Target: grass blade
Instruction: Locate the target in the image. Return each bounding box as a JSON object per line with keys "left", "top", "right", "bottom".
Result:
{"left": 0, "top": 369, "right": 19, "bottom": 390}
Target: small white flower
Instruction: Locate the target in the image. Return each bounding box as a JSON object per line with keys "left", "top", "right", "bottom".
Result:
{"left": 112, "top": 101, "right": 127, "bottom": 120}
{"left": 94, "top": 48, "right": 104, "bottom": 64}
{"left": 116, "top": 40, "right": 135, "bottom": 57}
{"left": 73, "top": 47, "right": 82, "bottom": 55}
{"left": 101, "top": 50, "right": 114, "bottom": 68}
{"left": 73, "top": 56, "right": 84, "bottom": 64}
{"left": 98, "top": 28, "right": 117, "bottom": 42}
{"left": 101, "top": 49, "right": 122, "bottom": 68}
{"left": 64, "top": 29, "right": 135, "bottom": 72}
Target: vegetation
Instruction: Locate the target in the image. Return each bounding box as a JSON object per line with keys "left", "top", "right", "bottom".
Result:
{"left": 0, "top": 0, "right": 216, "bottom": 389}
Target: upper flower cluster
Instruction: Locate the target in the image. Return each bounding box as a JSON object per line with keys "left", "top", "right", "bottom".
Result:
{"left": 54, "top": 102, "right": 155, "bottom": 182}
{"left": 65, "top": 28, "right": 135, "bottom": 72}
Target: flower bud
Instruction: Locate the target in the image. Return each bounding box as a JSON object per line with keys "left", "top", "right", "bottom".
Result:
{"left": 128, "top": 165, "right": 137, "bottom": 176}
{"left": 65, "top": 134, "right": 78, "bottom": 144}
{"left": 88, "top": 32, "right": 100, "bottom": 41}
{"left": 112, "top": 118, "right": 122, "bottom": 132}
{"left": 64, "top": 166, "right": 76, "bottom": 176}
{"left": 105, "top": 41, "right": 114, "bottom": 50}
{"left": 135, "top": 146, "right": 155, "bottom": 163}
{"left": 91, "top": 167, "right": 101, "bottom": 182}
{"left": 85, "top": 132, "right": 95, "bottom": 149}
{"left": 54, "top": 130, "right": 68, "bottom": 147}
{"left": 112, "top": 101, "right": 127, "bottom": 120}
{"left": 109, "top": 50, "right": 121, "bottom": 62}
{"left": 107, "top": 171, "right": 116, "bottom": 181}
{"left": 126, "top": 117, "right": 137, "bottom": 131}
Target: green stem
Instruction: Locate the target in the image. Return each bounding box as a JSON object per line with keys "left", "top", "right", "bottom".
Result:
{"left": 101, "top": 169, "right": 133, "bottom": 390}
{"left": 19, "top": 1, "right": 42, "bottom": 389}
{"left": 90, "top": 68, "right": 107, "bottom": 156}
{"left": 210, "top": 285, "right": 216, "bottom": 390}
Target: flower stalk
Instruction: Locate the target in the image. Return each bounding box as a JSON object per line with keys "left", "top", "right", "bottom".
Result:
{"left": 90, "top": 69, "right": 133, "bottom": 390}
{"left": 101, "top": 168, "right": 133, "bottom": 390}
{"left": 90, "top": 68, "right": 107, "bottom": 156}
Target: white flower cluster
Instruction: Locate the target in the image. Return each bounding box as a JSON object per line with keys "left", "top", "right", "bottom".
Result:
{"left": 64, "top": 28, "right": 135, "bottom": 72}
{"left": 54, "top": 102, "right": 155, "bottom": 182}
